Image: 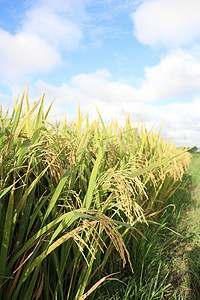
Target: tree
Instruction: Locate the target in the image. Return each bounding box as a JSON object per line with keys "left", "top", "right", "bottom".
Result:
{"left": 188, "top": 146, "right": 198, "bottom": 153}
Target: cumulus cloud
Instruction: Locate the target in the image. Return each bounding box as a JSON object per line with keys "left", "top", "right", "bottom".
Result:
{"left": 0, "top": 0, "right": 87, "bottom": 86}
{"left": 86, "top": 99, "right": 200, "bottom": 147}
{"left": 140, "top": 50, "right": 200, "bottom": 100}
{"left": 32, "top": 69, "right": 141, "bottom": 109}
{"left": 34, "top": 50, "right": 200, "bottom": 105}
{"left": 0, "top": 29, "right": 61, "bottom": 86}
{"left": 70, "top": 69, "right": 141, "bottom": 102}
{"left": 27, "top": 64, "right": 200, "bottom": 147}
{"left": 31, "top": 47, "right": 200, "bottom": 107}
{"left": 132, "top": 0, "right": 200, "bottom": 47}
{"left": 21, "top": 0, "right": 84, "bottom": 51}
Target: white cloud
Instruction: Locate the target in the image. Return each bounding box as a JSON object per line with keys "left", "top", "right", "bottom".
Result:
{"left": 132, "top": 0, "right": 200, "bottom": 47}
{"left": 31, "top": 49, "right": 200, "bottom": 106}
{"left": 1, "top": 63, "right": 199, "bottom": 147}
{"left": 140, "top": 50, "right": 200, "bottom": 100}
{"left": 85, "top": 99, "right": 200, "bottom": 147}
{"left": 27, "top": 65, "right": 200, "bottom": 146}
{"left": 0, "top": 29, "right": 61, "bottom": 86}
{"left": 21, "top": 0, "right": 84, "bottom": 51}
{"left": 70, "top": 69, "right": 141, "bottom": 102}
{"left": 44, "top": 50, "right": 200, "bottom": 104}
{"left": 0, "top": 0, "right": 87, "bottom": 86}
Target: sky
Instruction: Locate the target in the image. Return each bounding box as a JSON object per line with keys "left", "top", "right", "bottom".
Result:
{"left": 0, "top": 0, "right": 200, "bottom": 147}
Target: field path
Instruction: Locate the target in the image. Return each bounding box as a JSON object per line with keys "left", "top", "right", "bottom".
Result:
{"left": 171, "top": 154, "right": 200, "bottom": 298}
{"left": 187, "top": 154, "right": 200, "bottom": 239}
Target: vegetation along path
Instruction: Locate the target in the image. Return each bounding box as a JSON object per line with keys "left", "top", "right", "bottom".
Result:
{"left": 170, "top": 153, "right": 200, "bottom": 299}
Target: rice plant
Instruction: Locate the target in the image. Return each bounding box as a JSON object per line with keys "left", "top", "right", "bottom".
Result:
{"left": 0, "top": 89, "right": 191, "bottom": 299}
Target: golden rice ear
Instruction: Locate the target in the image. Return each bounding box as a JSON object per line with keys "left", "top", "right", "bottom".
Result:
{"left": 96, "top": 166, "right": 147, "bottom": 226}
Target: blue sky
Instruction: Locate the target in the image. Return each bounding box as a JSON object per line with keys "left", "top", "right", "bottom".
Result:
{"left": 0, "top": 0, "right": 200, "bottom": 146}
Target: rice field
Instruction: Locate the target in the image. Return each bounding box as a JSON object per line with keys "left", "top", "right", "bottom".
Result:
{"left": 0, "top": 90, "right": 191, "bottom": 299}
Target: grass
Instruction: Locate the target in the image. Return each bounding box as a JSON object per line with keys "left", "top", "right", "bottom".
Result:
{"left": 0, "top": 90, "right": 191, "bottom": 299}
{"left": 181, "top": 154, "right": 200, "bottom": 298}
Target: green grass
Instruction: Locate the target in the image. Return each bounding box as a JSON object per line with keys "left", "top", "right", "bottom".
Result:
{"left": 184, "top": 154, "right": 200, "bottom": 298}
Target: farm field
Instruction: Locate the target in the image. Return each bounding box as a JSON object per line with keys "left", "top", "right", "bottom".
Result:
{"left": 0, "top": 92, "right": 196, "bottom": 299}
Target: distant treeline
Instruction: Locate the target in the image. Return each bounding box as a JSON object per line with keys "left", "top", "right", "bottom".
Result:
{"left": 188, "top": 146, "right": 199, "bottom": 153}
